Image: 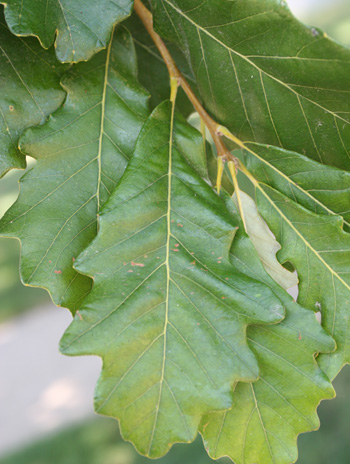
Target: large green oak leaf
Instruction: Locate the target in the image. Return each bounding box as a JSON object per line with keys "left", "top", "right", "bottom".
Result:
{"left": 153, "top": 0, "right": 350, "bottom": 170}
{"left": 0, "top": 26, "right": 149, "bottom": 312}
{"left": 0, "top": 11, "right": 66, "bottom": 178}
{"left": 60, "top": 100, "right": 285, "bottom": 458}
{"left": 201, "top": 199, "right": 335, "bottom": 464}
{"left": 253, "top": 182, "right": 350, "bottom": 381}
{"left": 1, "top": 0, "right": 133, "bottom": 63}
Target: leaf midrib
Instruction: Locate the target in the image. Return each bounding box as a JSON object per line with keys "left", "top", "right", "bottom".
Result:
{"left": 147, "top": 93, "right": 175, "bottom": 455}
{"left": 97, "top": 26, "right": 114, "bottom": 209}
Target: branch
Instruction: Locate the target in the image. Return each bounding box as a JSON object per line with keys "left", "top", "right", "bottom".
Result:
{"left": 134, "top": 0, "right": 248, "bottom": 228}
{"left": 134, "top": 0, "right": 233, "bottom": 161}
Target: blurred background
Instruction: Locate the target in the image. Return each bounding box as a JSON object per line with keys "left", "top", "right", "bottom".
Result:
{"left": 0, "top": 1, "right": 349, "bottom": 463}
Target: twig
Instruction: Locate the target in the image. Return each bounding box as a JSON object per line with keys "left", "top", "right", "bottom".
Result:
{"left": 134, "top": 0, "right": 250, "bottom": 229}
{"left": 134, "top": 0, "right": 235, "bottom": 162}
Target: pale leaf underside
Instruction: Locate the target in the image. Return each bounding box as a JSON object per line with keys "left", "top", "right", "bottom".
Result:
{"left": 236, "top": 190, "right": 298, "bottom": 290}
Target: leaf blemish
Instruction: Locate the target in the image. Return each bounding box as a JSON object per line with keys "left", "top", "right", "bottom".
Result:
{"left": 131, "top": 261, "right": 145, "bottom": 267}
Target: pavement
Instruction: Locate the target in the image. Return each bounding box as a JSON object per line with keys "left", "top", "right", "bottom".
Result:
{"left": 0, "top": 304, "right": 101, "bottom": 456}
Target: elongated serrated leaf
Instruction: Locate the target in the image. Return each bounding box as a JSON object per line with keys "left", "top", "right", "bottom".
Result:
{"left": 243, "top": 143, "right": 350, "bottom": 229}
{"left": 1, "top": 0, "right": 133, "bottom": 63}
{"left": 236, "top": 190, "right": 298, "bottom": 290}
{"left": 0, "top": 11, "right": 66, "bottom": 178}
{"left": 60, "top": 100, "right": 285, "bottom": 458}
{"left": 201, "top": 199, "right": 335, "bottom": 464}
{"left": 253, "top": 183, "right": 350, "bottom": 381}
{"left": 153, "top": 0, "right": 350, "bottom": 169}
{"left": 0, "top": 27, "right": 149, "bottom": 312}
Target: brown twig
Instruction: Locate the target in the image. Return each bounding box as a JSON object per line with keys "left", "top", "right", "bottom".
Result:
{"left": 134, "top": 0, "right": 248, "bottom": 228}
{"left": 134, "top": 0, "right": 236, "bottom": 162}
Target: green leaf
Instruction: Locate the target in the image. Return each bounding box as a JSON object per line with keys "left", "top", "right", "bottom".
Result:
{"left": 201, "top": 199, "right": 335, "bottom": 464}
{"left": 236, "top": 190, "right": 298, "bottom": 290}
{"left": 243, "top": 143, "right": 350, "bottom": 229}
{"left": 240, "top": 146, "right": 350, "bottom": 379}
{"left": 60, "top": 100, "right": 285, "bottom": 458}
{"left": 0, "top": 26, "right": 149, "bottom": 312}
{"left": 153, "top": 0, "right": 350, "bottom": 169}
{"left": 0, "top": 11, "right": 66, "bottom": 178}
{"left": 252, "top": 183, "right": 350, "bottom": 381}
{"left": 1, "top": 0, "right": 133, "bottom": 63}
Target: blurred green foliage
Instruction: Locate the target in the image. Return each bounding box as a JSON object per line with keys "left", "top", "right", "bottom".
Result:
{"left": 0, "top": 420, "right": 229, "bottom": 464}
{"left": 1, "top": 366, "right": 349, "bottom": 464}
{"left": 297, "top": 365, "right": 350, "bottom": 464}
{"left": 308, "top": 0, "right": 350, "bottom": 46}
{"left": 0, "top": 165, "right": 50, "bottom": 321}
